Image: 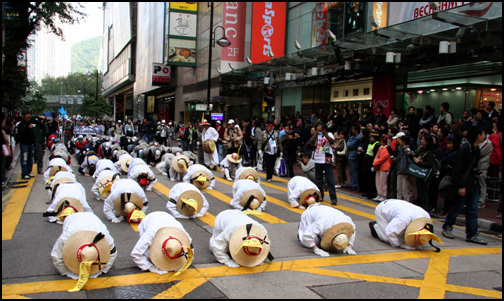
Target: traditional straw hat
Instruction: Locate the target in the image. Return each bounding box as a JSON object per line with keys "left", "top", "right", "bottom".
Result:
{"left": 113, "top": 193, "right": 143, "bottom": 217}
{"left": 54, "top": 197, "right": 84, "bottom": 221}
{"left": 150, "top": 227, "right": 192, "bottom": 271}
{"left": 190, "top": 169, "right": 212, "bottom": 190}
{"left": 172, "top": 155, "right": 190, "bottom": 173}
{"left": 404, "top": 217, "right": 442, "bottom": 248}
{"left": 238, "top": 168, "right": 259, "bottom": 182}
{"left": 176, "top": 190, "right": 204, "bottom": 217}
{"left": 98, "top": 173, "right": 120, "bottom": 198}
{"left": 201, "top": 119, "right": 210, "bottom": 126}
{"left": 226, "top": 153, "right": 242, "bottom": 164}
{"left": 62, "top": 230, "right": 111, "bottom": 275}
{"left": 299, "top": 188, "right": 322, "bottom": 207}
{"left": 120, "top": 157, "right": 133, "bottom": 172}
{"left": 51, "top": 174, "right": 76, "bottom": 190}
{"left": 240, "top": 189, "right": 265, "bottom": 210}
{"left": 320, "top": 222, "right": 354, "bottom": 251}
{"left": 49, "top": 165, "right": 68, "bottom": 177}
{"left": 229, "top": 223, "right": 271, "bottom": 267}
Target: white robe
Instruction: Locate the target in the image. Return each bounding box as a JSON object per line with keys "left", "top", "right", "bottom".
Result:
{"left": 91, "top": 170, "right": 119, "bottom": 200}
{"left": 165, "top": 183, "right": 209, "bottom": 219}
{"left": 374, "top": 199, "right": 430, "bottom": 248}
{"left": 234, "top": 166, "right": 261, "bottom": 184}
{"left": 182, "top": 164, "right": 215, "bottom": 190}
{"left": 298, "top": 203, "right": 356, "bottom": 249}
{"left": 155, "top": 153, "right": 175, "bottom": 175}
{"left": 46, "top": 182, "right": 92, "bottom": 223}
{"left": 114, "top": 154, "right": 133, "bottom": 173}
{"left": 80, "top": 155, "right": 99, "bottom": 174}
{"left": 131, "top": 211, "right": 193, "bottom": 272}
{"left": 219, "top": 157, "right": 242, "bottom": 179}
{"left": 92, "top": 159, "right": 118, "bottom": 178}
{"left": 287, "top": 176, "right": 320, "bottom": 208}
{"left": 47, "top": 171, "right": 76, "bottom": 199}
{"left": 103, "top": 179, "right": 149, "bottom": 222}
{"left": 209, "top": 210, "right": 268, "bottom": 265}
{"left": 127, "top": 158, "right": 147, "bottom": 178}
{"left": 128, "top": 164, "right": 157, "bottom": 191}
{"left": 51, "top": 212, "right": 117, "bottom": 279}
{"left": 44, "top": 158, "right": 73, "bottom": 183}
{"left": 202, "top": 127, "right": 219, "bottom": 166}
{"left": 231, "top": 180, "right": 267, "bottom": 212}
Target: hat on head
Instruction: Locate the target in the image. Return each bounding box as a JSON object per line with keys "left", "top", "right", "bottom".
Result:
{"left": 201, "top": 119, "right": 210, "bottom": 126}
{"left": 150, "top": 227, "right": 193, "bottom": 272}
{"left": 226, "top": 153, "right": 242, "bottom": 164}
{"left": 190, "top": 169, "right": 212, "bottom": 190}
{"left": 393, "top": 132, "right": 406, "bottom": 139}
{"left": 98, "top": 174, "right": 120, "bottom": 198}
{"left": 120, "top": 157, "right": 133, "bottom": 172}
{"left": 78, "top": 135, "right": 84, "bottom": 139}
{"left": 370, "top": 130, "right": 380, "bottom": 137}
{"left": 227, "top": 119, "right": 235, "bottom": 124}
{"left": 240, "top": 189, "right": 265, "bottom": 210}
{"left": 312, "top": 120, "right": 324, "bottom": 129}
{"left": 404, "top": 217, "right": 442, "bottom": 250}
{"left": 62, "top": 230, "right": 111, "bottom": 276}
{"left": 162, "top": 120, "right": 166, "bottom": 124}
{"left": 299, "top": 188, "right": 322, "bottom": 207}
{"left": 176, "top": 189, "right": 204, "bottom": 217}
{"left": 229, "top": 223, "right": 271, "bottom": 267}
{"left": 50, "top": 174, "right": 75, "bottom": 191}
{"left": 54, "top": 197, "right": 84, "bottom": 222}
{"left": 320, "top": 222, "right": 354, "bottom": 251}
{"left": 173, "top": 155, "right": 190, "bottom": 173}
{"left": 117, "top": 120, "right": 122, "bottom": 123}
{"left": 239, "top": 168, "right": 259, "bottom": 182}
{"left": 113, "top": 192, "right": 143, "bottom": 217}
{"left": 216, "top": 120, "right": 221, "bottom": 124}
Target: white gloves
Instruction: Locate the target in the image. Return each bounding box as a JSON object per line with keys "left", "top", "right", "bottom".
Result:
{"left": 313, "top": 247, "right": 330, "bottom": 257}
{"left": 206, "top": 187, "right": 213, "bottom": 190}
{"left": 111, "top": 217, "right": 122, "bottom": 223}
{"left": 256, "top": 207, "right": 263, "bottom": 213}
{"left": 223, "top": 258, "right": 240, "bottom": 268}
{"left": 342, "top": 246, "right": 356, "bottom": 255}
{"left": 149, "top": 265, "right": 168, "bottom": 275}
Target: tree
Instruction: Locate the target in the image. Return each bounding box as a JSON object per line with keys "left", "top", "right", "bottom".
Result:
{"left": 29, "top": 90, "right": 47, "bottom": 114}
{"left": 2, "top": 2, "right": 86, "bottom": 112}
{"left": 81, "top": 96, "right": 111, "bottom": 119}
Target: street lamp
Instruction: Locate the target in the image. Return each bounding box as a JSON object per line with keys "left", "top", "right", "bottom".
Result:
{"left": 206, "top": 2, "right": 231, "bottom": 117}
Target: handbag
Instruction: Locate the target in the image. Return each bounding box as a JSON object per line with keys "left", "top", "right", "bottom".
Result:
{"left": 406, "top": 152, "right": 432, "bottom": 182}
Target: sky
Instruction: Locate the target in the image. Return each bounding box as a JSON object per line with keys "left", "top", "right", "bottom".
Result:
{"left": 67, "top": 2, "right": 103, "bottom": 46}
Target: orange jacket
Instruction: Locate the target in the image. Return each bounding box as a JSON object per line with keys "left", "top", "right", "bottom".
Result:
{"left": 373, "top": 146, "right": 391, "bottom": 171}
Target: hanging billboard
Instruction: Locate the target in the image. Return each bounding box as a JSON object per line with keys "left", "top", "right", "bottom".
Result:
{"left": 221, "top": 2, "right": 247, "bottom": 62}
{"left": 250, "top": 2, "right": 287, "bottom": 64}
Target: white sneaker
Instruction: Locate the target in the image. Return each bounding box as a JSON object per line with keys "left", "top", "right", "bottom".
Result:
{"left": 335, "top": 185, "right": 342, "bottom": 188}
{"left": 170, "top": 178, "right": 176, "bottom": 182}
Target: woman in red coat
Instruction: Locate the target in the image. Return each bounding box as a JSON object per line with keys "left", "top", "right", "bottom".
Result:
{"left": 372, "top": 134, "right": 391, "bottom": 202}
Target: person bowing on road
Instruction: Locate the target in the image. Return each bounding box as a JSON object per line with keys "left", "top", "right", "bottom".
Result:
{"left": 103, "top": 179, "right": 149, "bottom": 223}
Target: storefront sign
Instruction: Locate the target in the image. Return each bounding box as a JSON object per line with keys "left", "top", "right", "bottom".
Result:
{"left": 372, "top": 76, "right": 394, "bottom": 118}
{"left": 210, "top": 112, "right": 223, "bottom": 121}
{"left": 388, "top": 2, "right": 467, "bottom": 26}
{"left": 222, "top": 2, "right": 247, "bottom": 62}
{"left": 166, "top": 3, "right": 197, "bottom": 67}
{"left": 170, "top": 2, "right": 197, "bottom": 12}
{"left": 147, "top": 96, "right": 155, "bottom": 113}
{"left": 152, "top": 63, "right": 171, "bottom": 85}
{"left": 169, "top": 12, "right": 197, "bottom": 38}
{"left": 371, "top": 2, "right": 388, "bottom": 29}
{"left": 311, "top": 3, "right": 328, "bottom": 47}
{"left": 250, "top": 2, "right": 287, "bottom": 64}
{"left": 167, "top": 38, "right": 196, "bottom": 65}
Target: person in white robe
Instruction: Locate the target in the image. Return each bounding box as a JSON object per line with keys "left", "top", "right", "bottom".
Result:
{"left": 287, "top": 176, "right": 321, "bottom": 209}
{"left": 45, "top": 182, "right": 92, "bottom": 223}
{"left": 103, "top": 179, "right": 149, "bottom": 223}
{"left": 201, "top": 120, "right": 219, "bottom": 168}
{"left": 231, "top": 180, "right": 267, "bottom": 212}
{"left": 166, "top": 183, "right": 209, "bottom": 219}
{"left": 182, "top": 163, "right": 215, "bottom": 190}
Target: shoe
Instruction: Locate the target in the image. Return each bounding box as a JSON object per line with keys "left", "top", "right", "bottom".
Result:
{"left": 367, "top": 195, "right": 376, "bottom": 200}
{"left": 442, "top": 226, "right": 455, "bottom": 239}
{"left": 487, "top": 198, "right": 499, "bottom": 203}
{"left": 478, "top": 203, "right": 485, "bottom": 209}
{"left": 369, "top": 221, "right": 379, "bottom": 238}
{"left": 466, "top": 235, "right": 488, "bottom": 245}
{"left": 331, "top": 200, "right": 337, "bottom": 206}
{"left": 28, "top": 174, "right": 35, "bottom": 178}
{"left": 335, "top": 185, "right": 342, "bottom": 188}
{"left": 267, "top": 179, "right": 272, "bottom": 183}
{"left": 22, "top": 175, "right": 31, "bottom": 180}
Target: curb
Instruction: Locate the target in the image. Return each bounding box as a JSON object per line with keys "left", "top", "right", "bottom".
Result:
{"left": 456, "top": 216, "right": 502, "bottom": 234}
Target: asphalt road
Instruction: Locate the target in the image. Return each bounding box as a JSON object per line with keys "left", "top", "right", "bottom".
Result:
{"left": 2, "top": 151, "right": 502, "bottom": 299}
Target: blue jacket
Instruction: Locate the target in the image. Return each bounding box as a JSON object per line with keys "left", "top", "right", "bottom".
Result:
{"left": 346, "top": 134, "right": 362, "bottom": 160}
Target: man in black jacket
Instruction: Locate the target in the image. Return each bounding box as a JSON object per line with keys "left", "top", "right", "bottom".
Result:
{"left": 18, "top": 111, "right": 36, "bottom": 179}
{"left": 442, "top": 125, "right": 487, "bottom": 245}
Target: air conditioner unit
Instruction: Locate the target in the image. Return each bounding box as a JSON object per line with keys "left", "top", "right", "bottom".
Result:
{"left": 311, "top": 67, "right": 319, "bottom": 76}
{"left": 264, "top": 77, "right": 271, "bottom": 84}
{"left": 247, "top": 81, "right": 254, "bottom": 87}
{"left": 285, "top": 73, "right": 296, "bottom": 80}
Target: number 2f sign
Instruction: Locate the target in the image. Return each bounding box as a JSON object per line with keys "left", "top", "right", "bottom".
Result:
{"left": 152, "top": 63, "right": 171, "bottom": 85}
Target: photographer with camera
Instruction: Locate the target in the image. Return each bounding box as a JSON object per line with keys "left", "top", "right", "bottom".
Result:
{"left": 442, "top": 125, "right": 488, "bottom": 245}
{"left": 308, "top": 121, "right": 338, "bottom": 205}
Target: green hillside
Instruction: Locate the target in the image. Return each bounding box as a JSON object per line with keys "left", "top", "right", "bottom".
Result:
{"left": 71, "top": 36, "right": 102, "bottom": 73}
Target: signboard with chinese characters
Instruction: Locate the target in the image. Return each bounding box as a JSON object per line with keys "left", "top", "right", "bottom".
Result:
{"left": 221, "top": 2, "right": 247, "bottom": 62}
{"left": 165, "top": 3, "right": 198, "bottom": 67}
{"left": 170, "top": 2, "right": 197, "bottom": 12}
{"left": 250, "top": 2, "right": 287, "bottom": 64}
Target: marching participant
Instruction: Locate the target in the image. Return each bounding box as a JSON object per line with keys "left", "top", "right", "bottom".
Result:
{"left": 166, "top": 183, "right": 209, "bottom": 219}
{"left": 51, "top": 212, "right": 117, "bottom": 288}
{"left": 234, "top": 166, "right": 260, "bottom": 183}
{"left": 223, "top": 119, "right": 243, "bottom": 154}
{"left": 103, "top": 179, "right": 149, "bottom": 223}
{"left": 91, "top": 170, "right": 121, "bottom": 201}
{"left": 183, "top": 163, "right": 215, "bottom": 190}
{"left": 287, "top": 176, "right": 322, "bottom": 209}
{"left": 92, "top": 159, "right": 118, "bottom": 178}
{"left": 231, "top": 180, "right": 267, "bottom": 212}
{"left": 131, "top": 211, "right": 193, "bottom": 275}
{"left": 169, "top": 154, "right": 190, "bottom": 181}
{"left": 298, "top": 203, "right": 357, "bottom": 256}
{"left": 45, "top": 182, "right": 92, "bottom": 223}
{"left": 220, "top": 152, "right": 242, "bottom": 181}
{"left": 210, "top": 210, "right": 273, "bottom": 268}
{"left": 128, "top": 160, "right": 157, "bottom": 191}
{"left": 369, "top": 199, "right": 442, "bottom": 251}
{"left": 201, "top": 119, "right": 219, "bottom": 170}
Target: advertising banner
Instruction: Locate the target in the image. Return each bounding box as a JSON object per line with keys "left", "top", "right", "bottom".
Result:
{"left": 372, "top": 75, "right": 394, "bottom": 118}
{"left": 388, "top": 2, "right": 468, "bottom": 26}
{"left": 311, "top": 3, "right": 328, "bottom": 47}
{"left": 166, "top": 3, "right": 197, "bottom": 67}
{"left": 152, "top": 63, "right": 171, "bottom": 85}
{"left": 251, "top": 2, "right": 287, "bottom": 64}
{"left": 371, "top": 2, "right": 388, "bottom": 29}
{"left": 167, "top": 38, "right": 196, "bottom": 66}
{"left": 222, "top": 2, "right": 247, "bottom": 62}
{"left": 73, "top": 126, "right": 104, "bottom": 136}
{"left": 169, "top": 12, "right": 197, "bottom": 38}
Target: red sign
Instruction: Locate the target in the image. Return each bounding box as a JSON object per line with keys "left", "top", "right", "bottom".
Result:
{"left": 152, "top": 63, "right": 171, "bottom": 85}
{"left": 312, "top": 3, "right": 327, "bottom": 47}
{"left": 372, "top": 76, "right": 395, "bottom": 118}
{"left": 222, "top": 2, "right": 247, "bottom": 62}
{"left": 250, "top": 2, "right": 286, "bottom": 64}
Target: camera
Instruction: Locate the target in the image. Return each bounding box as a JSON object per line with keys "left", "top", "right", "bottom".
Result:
{"left": 472, "top": 168, "right": 482, "bottom": 176}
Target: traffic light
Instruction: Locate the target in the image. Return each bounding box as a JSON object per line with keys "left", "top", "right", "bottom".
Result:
{"left": 264, "top": 87, "right": 274, "bottom": 107}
